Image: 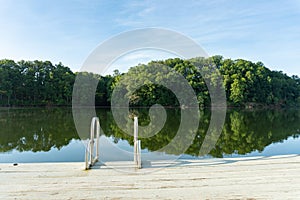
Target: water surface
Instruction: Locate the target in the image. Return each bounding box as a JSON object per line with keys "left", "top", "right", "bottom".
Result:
{"left": 0, "top": 107, "right": 299, "bottom": 163}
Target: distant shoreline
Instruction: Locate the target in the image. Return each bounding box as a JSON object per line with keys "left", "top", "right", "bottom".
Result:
{"left": 1, "top": 104, "right": 299, "bottom": 109}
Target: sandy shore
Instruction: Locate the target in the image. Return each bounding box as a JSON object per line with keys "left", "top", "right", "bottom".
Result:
{"left": 1, "top": 154, "right": 300, "bottom": 199}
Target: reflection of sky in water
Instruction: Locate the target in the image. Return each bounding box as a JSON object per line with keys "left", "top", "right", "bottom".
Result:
{"left": 1, "top": 136, "right": 300, "bottom": 163}
{"left": 231, "top": 137, "right": 300, "bottom": 158}
{"left": 99, "top": 136, "right": 178, "bottom": 162}
{"left": 0, "top": 139, "right": 85, "bottom": 163}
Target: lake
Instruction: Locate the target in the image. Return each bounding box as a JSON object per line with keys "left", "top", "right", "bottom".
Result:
{"left": 0, "top": 107, "right": 300, "bottom": 163}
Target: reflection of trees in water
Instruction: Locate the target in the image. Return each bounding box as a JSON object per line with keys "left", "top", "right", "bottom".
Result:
{"left": 0, "top": 108, "right": 78, "bottom": 152}
{"left": 207, "top": 109, "right": 300, "bottom": 157}
{"left": 98, "top": 108, "right": 180, "bottom": 151}
{"left": 1, "top": 108, "right": 299, "bottom": 157}
{"left": 100, "top": 108, "right": 300, "bottom": 157}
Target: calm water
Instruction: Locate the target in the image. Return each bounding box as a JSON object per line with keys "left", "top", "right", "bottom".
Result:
{"left": 0, "top": 107, "right": 300, "bottom": 163}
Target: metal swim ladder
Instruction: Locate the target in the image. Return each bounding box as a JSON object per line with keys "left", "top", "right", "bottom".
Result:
{"left": 85, "top": 117, "right": 100, "bottom": 170}
{"left": 84, "top": 116, "right": 142, "bottom": 170}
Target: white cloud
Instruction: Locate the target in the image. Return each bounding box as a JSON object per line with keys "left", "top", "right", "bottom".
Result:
{"left": 0, "top": 0, "right": 299, "bottom": 75}
{"left": 104, "top": 49, "right": 179, "bottom": 75}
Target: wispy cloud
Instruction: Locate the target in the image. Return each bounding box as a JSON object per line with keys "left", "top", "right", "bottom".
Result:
{"left": 0, "top": 0, "right": 299, "bottom": 75}
{"left": 105, "top": 49, "right": 178, "bottom": 75}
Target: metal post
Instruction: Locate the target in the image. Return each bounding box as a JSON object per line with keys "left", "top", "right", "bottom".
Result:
{"left": 133, "top": 117, "right": 138, "bottom": 164}
{"left": 89, "top": 124, "right": 94, "bottom": 165}
{"left": 85, "top": 143, "right": 89, "bottom": 170}
{"left": 85, "top": 117, "right": 100, "bottom": 170}
{"left": 137, "top": 140, "right": 142, "bottom": 169}
{"left": 95, "top": 118, "right": 100, "bottom": 161}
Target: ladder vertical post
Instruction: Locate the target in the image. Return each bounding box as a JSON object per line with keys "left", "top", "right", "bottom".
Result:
{"left": 134, "top": 117, "right": 138, "bottom": 165}
{"left": 85, "top": 143, "right": 89, "bottom": 170}
{"left": 95, "top": 118, "right": 100, "bottom": 161}
{"left": 89, "top": 128, "right": 94, "bottom": 165}
{"left": 137, "top": 140, "right": 142, "bottom": 169}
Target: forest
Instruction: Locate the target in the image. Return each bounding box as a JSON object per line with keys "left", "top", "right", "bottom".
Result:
{"left": 0, "top": 56, "right": 299, "bottom": 107}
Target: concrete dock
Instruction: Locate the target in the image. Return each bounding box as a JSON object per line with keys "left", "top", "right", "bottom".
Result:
{"left": 1, "top": 154, "right": 300, "bottom": 199}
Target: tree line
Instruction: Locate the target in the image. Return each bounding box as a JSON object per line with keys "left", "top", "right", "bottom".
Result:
{"left": 0, "top": 60, "right": 75, "bottom": 106}
{"left": 0, "top": 56, "right": 299, "bottom": 107}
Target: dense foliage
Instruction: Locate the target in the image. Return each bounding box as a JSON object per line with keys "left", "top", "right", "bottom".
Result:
{"left": 117, "top": 56, "right": 300, "bottom": 107}
{"left": 0, "top": 60, "right": 75, "bottom": 106}
{"left": 0, "top": 56, "right": 299, "bottom": 107}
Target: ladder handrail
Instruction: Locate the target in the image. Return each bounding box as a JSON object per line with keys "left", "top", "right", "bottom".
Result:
{"left": 134, "top": 117, "right": 142, "bottom": 169}
{"left": 85, "top": 117, "right": 100, "bottom": 170}
{"left": 85, "top": 116, "right": 142, "bottom": 170}
{"left": 136, "top": 139, "right": 142, "bottom": 169}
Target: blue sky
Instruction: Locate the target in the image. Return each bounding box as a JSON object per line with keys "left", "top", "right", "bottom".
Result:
{"left": 0, "top": 0, "right": 299, "bottom": 75}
